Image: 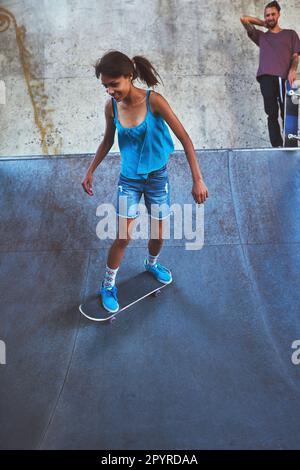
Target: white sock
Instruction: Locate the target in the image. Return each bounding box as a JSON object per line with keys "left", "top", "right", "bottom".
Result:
{"left": 103, "top": 265, "right": 119, "bottom": 288}
{"left": 147, "top": 252, "right": 160, "bottom": 267}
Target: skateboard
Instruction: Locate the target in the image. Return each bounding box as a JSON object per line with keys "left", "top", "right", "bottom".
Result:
{"left": 283, "top": 77, "right": 300, "bottom": 147}
{"left": 79, "top": 271, "right": 171, "bottom": 323}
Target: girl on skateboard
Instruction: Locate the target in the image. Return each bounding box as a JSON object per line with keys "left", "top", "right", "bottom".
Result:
{"left": 82, "top": 51, "right": 208, "bottom": 313}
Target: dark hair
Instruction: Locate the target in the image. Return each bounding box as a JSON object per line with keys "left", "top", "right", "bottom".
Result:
{"left": 265, "top": 1, "right": 281, "bottom": 12}
{"left": 94, "top": 50, "right": 162, "bottom": 87}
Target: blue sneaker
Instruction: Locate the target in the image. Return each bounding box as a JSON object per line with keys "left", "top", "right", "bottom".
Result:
{"left": 100, "top": 282, "right": 119, "bottom": 313}
{"left": 144, "top": 259, "right": 172, "bottom": 284}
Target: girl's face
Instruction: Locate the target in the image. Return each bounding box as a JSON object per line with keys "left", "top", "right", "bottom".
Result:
{"left": 101, "top": 74, "right": 133, "bottom": 101}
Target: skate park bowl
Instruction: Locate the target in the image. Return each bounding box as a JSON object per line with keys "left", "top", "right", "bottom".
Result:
{"left": 1, "top": 148, "right": 300, "bottom": 449}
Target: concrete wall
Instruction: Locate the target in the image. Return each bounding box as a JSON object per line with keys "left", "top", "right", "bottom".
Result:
{"left": 0, "top": 0, "right": 299, "bottom": 157}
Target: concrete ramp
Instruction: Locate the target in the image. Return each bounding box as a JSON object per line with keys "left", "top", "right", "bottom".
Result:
{"left": 1, "top": 149, "right": 300, "bottom": 449}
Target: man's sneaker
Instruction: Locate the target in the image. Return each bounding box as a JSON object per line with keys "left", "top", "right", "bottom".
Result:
{"left": 144, "top": 259, "right": 172, "bottom": 284}
{"left": 100, "top": 282, "right": 119, "bottom": 313}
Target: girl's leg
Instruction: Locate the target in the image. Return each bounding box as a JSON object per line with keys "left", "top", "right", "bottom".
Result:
{"left": 145, "top": 218, "right": 172, "bottom": 284}
{"left": 144, "top": 166, "right": 171, "bottom": 283}
{"left": 101, "top": 217, "right": 137, "bottom": 312}
{"left": 102, "top": 217, "right": 135, "bottom": 293}
{"left": 107, "top": 216, "right": 136, "bottom": 269}
{"left": 147, "top": 218, "right": 164, "bottom": 263}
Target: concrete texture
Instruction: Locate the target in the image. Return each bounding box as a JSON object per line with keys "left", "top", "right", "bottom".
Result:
{"left": 1, "top": 148, "right": 300, "bottom": 449}
{"left": 1, "top": 0, "right": 300, "bottom": 157}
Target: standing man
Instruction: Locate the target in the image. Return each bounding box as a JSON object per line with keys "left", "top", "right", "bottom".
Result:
{"left": 241, "top": 1, "right": 300, "bottom": 147}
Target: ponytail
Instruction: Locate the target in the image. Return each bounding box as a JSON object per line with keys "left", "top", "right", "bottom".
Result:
{"left": 132, "top": 55, "right": 163, "bottom": 87}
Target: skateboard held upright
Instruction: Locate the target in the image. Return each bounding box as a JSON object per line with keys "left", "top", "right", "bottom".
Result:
{"left": 284, "top": 76, "right": 300, "bottom": 147}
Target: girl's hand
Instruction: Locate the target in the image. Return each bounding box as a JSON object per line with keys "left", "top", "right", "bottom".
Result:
{"left": 82, "top": 172, "right": 94, "bottom": 196}
{"left": 192, "top": 180, "right": 208, "bottom": 204}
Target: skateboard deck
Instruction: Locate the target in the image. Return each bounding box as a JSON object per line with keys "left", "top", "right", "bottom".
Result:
{"left": 284, "top": 77, "right": 300, "bottom": 147}
{"left": 79, "top": 271, "right": 170, "bottom": 323}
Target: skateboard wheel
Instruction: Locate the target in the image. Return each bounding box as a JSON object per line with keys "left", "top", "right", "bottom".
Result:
{"left": 152, "top": 290, "right": 161, "bottom": 297}
{"left": 110, "top": 317, "right": 116, "bottom": 324}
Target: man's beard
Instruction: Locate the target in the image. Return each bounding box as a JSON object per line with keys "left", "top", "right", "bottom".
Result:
{"left": 266, "top": 20, "right": 277, "bottom": 29}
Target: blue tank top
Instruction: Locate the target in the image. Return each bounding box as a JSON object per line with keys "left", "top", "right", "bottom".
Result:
{"left": 112, "top": 90, "right": 174, "bottom": 180}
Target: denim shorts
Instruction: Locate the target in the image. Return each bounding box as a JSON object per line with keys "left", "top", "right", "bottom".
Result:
{"left": 116, "top": 165, "right": 170, "bottom": 220}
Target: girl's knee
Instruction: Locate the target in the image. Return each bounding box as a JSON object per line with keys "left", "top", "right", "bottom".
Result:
{"left": 115, "top": 237, "right": 131, "bottom": 249}
{"left": 150, "top": 238, "right": 163, "bottom": 246}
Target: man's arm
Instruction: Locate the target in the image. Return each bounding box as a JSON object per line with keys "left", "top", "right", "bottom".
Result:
{"left": 288, "top": 53, "right": 299, "bottom": 86}
{"left": 240, "top": 15, "right": 265, "bottom": 46}
{"left": 240, "top": 15, "right": 265, "bottom": 30}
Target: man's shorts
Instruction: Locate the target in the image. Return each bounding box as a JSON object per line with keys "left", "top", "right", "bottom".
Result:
{"left": 116, "top": 165, "right": 170, "bottom": 220}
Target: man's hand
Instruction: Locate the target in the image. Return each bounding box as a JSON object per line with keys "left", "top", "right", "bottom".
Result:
{"left": 192, "top": 180, "right": 209, "bottom": 204}
{"left": 288, "top": 54, "right": 299, "bottom": 86}
{"left": 288, "top": 69, "right": 297, "bottom": 87}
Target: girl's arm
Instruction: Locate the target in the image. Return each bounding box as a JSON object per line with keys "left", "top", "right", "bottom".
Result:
{"left": 82, "top": 99, "right": 116, "bottom": 196}
{"left": 87, "top": 99, "right": 116, "bottom": 174}
{"left": 150, "top": 92, "right": 208, "bottom": 204}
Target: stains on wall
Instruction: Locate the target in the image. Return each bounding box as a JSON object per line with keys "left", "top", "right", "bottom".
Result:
{"left": 0, "top": 6, "right": 62, "bottom": 155}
